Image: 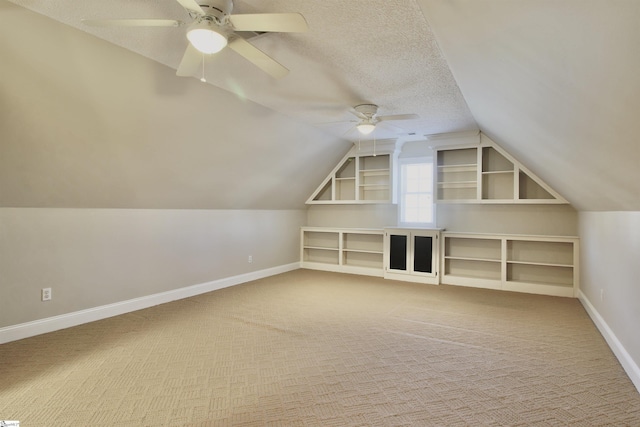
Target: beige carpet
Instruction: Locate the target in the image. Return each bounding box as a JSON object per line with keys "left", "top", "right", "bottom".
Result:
{"left": 1, "top": 269, "right": 639, "bottom": 426}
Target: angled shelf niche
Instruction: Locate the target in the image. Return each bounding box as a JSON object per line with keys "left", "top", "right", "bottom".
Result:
{"left": 441, "top": 232, "right": 579, "bottom": 297}
{"left": 307, "top": 142, "right": 398, "bottom": 204}
{"left": 301, "top": 227, "right": 384, "bottom": 277}
{"left": 435, "top": 136, "right": 567, "bottom": 204}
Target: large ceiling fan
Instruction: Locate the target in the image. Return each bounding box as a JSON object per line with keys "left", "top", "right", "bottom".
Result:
{"left": 82, "top": 0, "right": 308, "bottom": 79}
{"left": 346, "top": 104, "right": 419, "bottom": 135}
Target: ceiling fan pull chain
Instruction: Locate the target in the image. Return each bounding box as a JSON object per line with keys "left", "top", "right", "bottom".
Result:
{"left": 200, "top": 53, "right": 206, "bottom": 82}
{"left": 373, "top": 133, "right": 377, "bottom": 157}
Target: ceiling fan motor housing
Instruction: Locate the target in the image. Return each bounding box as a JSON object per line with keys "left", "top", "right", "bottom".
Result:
{"left": 197, "top": 0, "right": 233, "bottom": 20}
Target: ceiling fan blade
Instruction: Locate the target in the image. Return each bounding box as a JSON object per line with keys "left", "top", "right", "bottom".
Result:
{"left": 228, "top": 37, "right": 289, "bottom": 79}
{"left": 176, "top": 44, "right": 203, "bottom": 77}
{"left": 82, "top": 19, "right": 183, "bottom": 27}
{"left": 229, "top": 13, "right": 308, "bottom": 33}
{"left": 316, "top": 119, "right": 358, "bottom": 126}
{"left": 349, "top": 109, "right": 367, "bottom": 120}
{"left": 378, "top": 122, "right": 406, "bottom": 133}
{"left": 342, "top": 124, "right": 358, "bottom": 136}
{"left": 377, "top": 114, "right": 420, "bottom": 122}
{"left": 175, "top": 0, "right": 205, "bottom": 16}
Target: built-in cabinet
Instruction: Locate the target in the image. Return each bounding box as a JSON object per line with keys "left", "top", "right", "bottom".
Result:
{"left": 442, "top": 232, "right": 579, "bottom": 297}
{"left": 436, "top": 143, "right": 567, "bottom": 204}
{"left": 384, "top": 228, "right": 440, "bottom": 284}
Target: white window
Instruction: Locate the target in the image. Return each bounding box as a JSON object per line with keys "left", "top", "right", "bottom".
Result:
{"left": 398, "top": 157, "right": 435, "bottom": 226}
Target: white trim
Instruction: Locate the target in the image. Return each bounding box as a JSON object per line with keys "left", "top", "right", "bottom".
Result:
{"left": 0, "top": 263, "right": 299, "bottom": 345}
{"left": 578, "top": 290, "right": 640, "bottom": 393}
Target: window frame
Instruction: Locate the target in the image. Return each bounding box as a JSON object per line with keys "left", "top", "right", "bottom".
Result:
{"left": 397, "top": 156, "right": 436, "bottom": 228}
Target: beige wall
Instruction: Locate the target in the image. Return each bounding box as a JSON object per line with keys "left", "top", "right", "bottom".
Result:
{"left": 579, "top": 211, "right": 640, "bottom": 379}
{"left": 0, "top": 208, "right": 305, "bottom": 328}
{"left": 307, "top": 203, "right": 577, "bottom": 236}
{"left": 306, "top": 204, "right": 398, "bottom": 229}
{"left": 437, "top": 204, "right": 578, "bottom": 236}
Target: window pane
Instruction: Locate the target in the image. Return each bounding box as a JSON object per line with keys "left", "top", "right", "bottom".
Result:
{"left": 400, "top": 159, "right": 434, "bottom": 225}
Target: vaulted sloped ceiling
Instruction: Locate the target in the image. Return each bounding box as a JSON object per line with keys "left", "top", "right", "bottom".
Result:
{"left": 2, "top": 0, "right": 638, "bottom": 211}
{"left": 417, "top": 0, "right": 640, "bottom": 211}
{"left": 0, "top": 2, "right": 346, "bottom": 209}
{"left": 1, "top": 0, "right": 478, "bottom": 209}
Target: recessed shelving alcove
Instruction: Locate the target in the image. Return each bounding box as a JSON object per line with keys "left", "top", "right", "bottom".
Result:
{"left": 307, "top": 140, "right": 399, "bottom": 205}
{"left": 435, "top": 136, "right": 567, "bottom": 204}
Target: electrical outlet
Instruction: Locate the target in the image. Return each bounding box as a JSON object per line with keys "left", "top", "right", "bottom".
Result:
{"left": 600, "top": 289, "right": 604, "bottom": 301}
{"left": 42, "top": 287, "right": 52, "bottom": 301}
{"left": 248, "top": 255, "right": 253, "bottom": 264}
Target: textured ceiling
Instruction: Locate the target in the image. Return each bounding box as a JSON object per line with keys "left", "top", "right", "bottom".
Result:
{"left": 7, "top": 0, "right": 478, "bottom": 141}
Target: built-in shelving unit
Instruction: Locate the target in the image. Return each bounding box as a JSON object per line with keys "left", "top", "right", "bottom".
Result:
{"left": 301, "top": 227, "right": 578, "bottom": 297}
{"left": 435, "top": 137, "right": 567, "bottom": 204}
{"left": 307, "top": 141, "right": 398, "bottom": 204}
{"left": 301, "top": 227, "right": 384, "bottom": 276}
{"left": 441, "top": 232, "right": 579, "bottom": 297}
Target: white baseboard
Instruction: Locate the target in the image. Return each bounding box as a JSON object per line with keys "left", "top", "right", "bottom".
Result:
{"left": 0, "top": 263, "right": 299, "bottom": 345}
{"left": 578, "top": 290, "right": 640, "bottom": 393}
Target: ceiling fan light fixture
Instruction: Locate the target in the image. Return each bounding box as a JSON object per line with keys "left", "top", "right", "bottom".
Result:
{"left": 356, "top": 122, "right": 376, "bottom": 135}
{"left": 187, "top": 21, "right": 228, "bottom": 54}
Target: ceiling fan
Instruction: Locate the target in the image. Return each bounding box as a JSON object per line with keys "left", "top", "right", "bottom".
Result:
{"left": 82, "top": 0, "right": 308, "bottom": 79}
{"left": 344, "top": 104, "right": 419, "bottom": 135}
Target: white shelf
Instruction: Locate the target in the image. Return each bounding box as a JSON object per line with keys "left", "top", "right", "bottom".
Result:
{"left": 344, "top": 249, "right": 384, "bottom": 254}
{"left": 438, "top": 164, "right": 477, "bottom": 170}
{"left": 303, "top": 246, "right": 339, "bottom": 251}
{"left": 507, "top": 260, "right": 573, "bottom": 268}
{"left": 438, "top": 181, "right": 477, "bottom": 188}
{"left": 361, "top": 169, "right": 389, "bottom": 175}
{"left": 360, "top": 184, "right": 389, "bottom": 189}
{"left": 445, "top": 255, "right": 501, "bottom": 263}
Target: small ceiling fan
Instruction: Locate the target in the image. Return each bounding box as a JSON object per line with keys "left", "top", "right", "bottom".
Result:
{"left": 82, "top": 0, "right": 308, "bottom": 79}
{"left": 344, "top": 104, "right": 419, "bottom": 135}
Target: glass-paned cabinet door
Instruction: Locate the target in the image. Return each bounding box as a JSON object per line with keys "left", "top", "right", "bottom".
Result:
{"left": 413, "top": 234, "right": 434, "bottom": 274}
{"left": 388, "top": 234, "right": 408, "bottom": 271}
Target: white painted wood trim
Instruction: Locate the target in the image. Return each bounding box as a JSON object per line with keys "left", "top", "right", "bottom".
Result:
{"left": 0, "top": 263, "right": 299, "bottom": 345}
{"left": 306, "top": 146, "right": 357, "bottom": 204}
{"left": 578, "top": 290, "right": 640, "bottom": 393}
